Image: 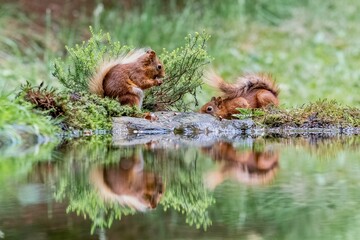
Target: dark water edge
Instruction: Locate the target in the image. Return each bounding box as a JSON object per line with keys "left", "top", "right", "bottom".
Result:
{"left": 0, "top": 133, "right": 359, "bottom": 240}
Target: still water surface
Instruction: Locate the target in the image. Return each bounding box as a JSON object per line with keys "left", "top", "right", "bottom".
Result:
{"left": 0, "top": 135, "right": 359, "bottom": 240}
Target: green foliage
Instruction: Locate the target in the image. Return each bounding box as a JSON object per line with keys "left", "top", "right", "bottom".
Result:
{"left": 0, "top": 94, "right": 58, "bottom": 145}
{"left": 55, "top": 177, "right": 136, "bottom": 234}
{"left": 144, "top": 31, "right": 212, "bottom": 111}
{"left": 52, "top": 28, "right": 211, "bottom": 111}
{"left": 53, "top": 27, "right": 132, "bottom": 92}
{"left": 161, "top": 172, "right": 214, "bottom": 229}
{"left": 233, "top": 108, "right": 265, "bottom": 120}
{"left": 145, "top": 148, "right": 215, "bottom": 230}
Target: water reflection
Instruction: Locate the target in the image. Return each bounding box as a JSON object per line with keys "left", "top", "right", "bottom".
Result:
{"left": 202, "top": 141, "right": 279, "bottom": 188}
{"left": 0, "top": 135, "right": 360, "bottom": 239}
{"left": 91, "top": 150, "right": 164, "bottom": 211}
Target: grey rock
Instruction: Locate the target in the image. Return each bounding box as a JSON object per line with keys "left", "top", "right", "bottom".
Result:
{"left": 112, "top": 111, "right": 360, "bottom": 147}
{"left": 113, "top": 111, "right": 254, "bottom": 135}
{"left": 112, "top": 111, "right": 254, "bottom": 146}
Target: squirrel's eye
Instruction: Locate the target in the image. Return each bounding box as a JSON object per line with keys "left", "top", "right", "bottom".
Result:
{"left": 157, "top": 64, "right": 162, "bottom": 70}
{"left": 206, "top": 106, "right": 213, "bottom": 112}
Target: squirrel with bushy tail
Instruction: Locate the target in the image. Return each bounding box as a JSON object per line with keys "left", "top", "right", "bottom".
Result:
{"left": 89, "top": 48, "right": 165, "bottom": 109}
{"left": 200, "top": 70, "right": 280, "bottom": 119}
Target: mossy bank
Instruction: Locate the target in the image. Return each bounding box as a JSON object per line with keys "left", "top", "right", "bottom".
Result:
{"left": 3, "top": 28, "right": 360, "bottom": 141}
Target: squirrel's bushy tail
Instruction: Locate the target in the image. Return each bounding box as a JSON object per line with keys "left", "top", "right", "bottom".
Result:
{"left": 90, "top": 167, "right": 149, "bottom": 212}
{"left": 89, "top": 49, "right": 147, "bottom": 96}
{"left": 204, "top": 70, "right": 279, "bottom": 99}
{"left": 204, "top": 70, "right": 243, "bottom": 97}
{"left": 237, "top": 73, "right": 279, "bottom": 98}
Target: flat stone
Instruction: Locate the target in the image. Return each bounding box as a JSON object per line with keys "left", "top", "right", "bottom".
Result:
{"left": 112, "top": 111, "right": 254, "bottom": 146}
{"left": 112, "top": 111, "right": 254, "bottom": 135}
{"left": 112, "top": 111, "right": 360, "bottom": 147}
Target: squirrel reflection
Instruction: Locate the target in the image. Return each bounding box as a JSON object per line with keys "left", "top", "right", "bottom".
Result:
{"left": 91, "top": 149, "right": 164, "bottom": 211}
{"left": 202, "top": 141, "right": 279, "bottom": 189}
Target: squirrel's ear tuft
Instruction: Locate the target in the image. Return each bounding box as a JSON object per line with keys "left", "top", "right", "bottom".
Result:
{"left": 146, "top": 49, "right": 156, "bottom": 59}
{"left": 211, "top": 96, "right": 216, "bottom": 101}
{"left": 215, "top": 97, "right": 223, "bottom": 107}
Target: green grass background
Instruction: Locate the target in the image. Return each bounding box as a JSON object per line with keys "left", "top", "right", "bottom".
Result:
{"left": 0, "top": 0, "right": 359, "bottom": 108}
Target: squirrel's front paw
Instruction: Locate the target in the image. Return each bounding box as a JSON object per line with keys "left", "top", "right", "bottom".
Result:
{"left": 144, "top": 112, "right": 159, "bottom": 121}
{"left": 155, "top": 78, "right": 163, "bottom": 86}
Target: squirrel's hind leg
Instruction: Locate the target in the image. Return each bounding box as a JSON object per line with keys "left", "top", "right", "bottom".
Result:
{"left": 118, "top": 86, "right": 144, "bottom": 109}
{"left": 118, "top": 94, "right": 142, "bottom": 109}
{"left": 232, "top": 97, "right": 250, "bottom": 109}
{"left": 256, "top": 90, "right": 279, "bottom": 108}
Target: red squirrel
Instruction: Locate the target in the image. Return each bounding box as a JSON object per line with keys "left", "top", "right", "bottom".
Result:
{"left": 89, "top": 49, "right": 165, "bottom": 109}
{"left": 202, "top": 141, "right": 279, "bottom": 188}
{"left": 200, "top": 71, "right": 279, "bottom": 119}
{"left": 90, "top": 150, "right": 164, "bottom": 211}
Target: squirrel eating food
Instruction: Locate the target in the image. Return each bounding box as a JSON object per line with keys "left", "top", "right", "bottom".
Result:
{"left": 89, "top": 49, "right": 165, "bottom": 109}
{"left": 200, "top": 71, "right": 279, "bottom": 119}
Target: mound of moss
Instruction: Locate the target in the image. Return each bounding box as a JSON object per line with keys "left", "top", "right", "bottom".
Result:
{"left": 241, "top": 99, "right": 360, "bottom": 128}
{"left": 18, "top": 83, "right": 141, "bottom": 130}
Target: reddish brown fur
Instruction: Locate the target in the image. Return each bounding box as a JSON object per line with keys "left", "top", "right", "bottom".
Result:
{"left": 200, "top": 96, "right": 250, "bottom": 119}
{"left": 95, "top": 49, "right": 165, "bottom": 108}
{"left": 241, "top": 88, "right": 279, "bottom": 108}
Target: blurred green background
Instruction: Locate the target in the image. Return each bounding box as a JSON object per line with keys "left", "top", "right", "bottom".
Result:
{"left": 0, "top": 0, "right": 359, "bottom": 108}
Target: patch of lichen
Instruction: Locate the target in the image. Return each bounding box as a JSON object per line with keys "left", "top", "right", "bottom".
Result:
{"left": 18, "top": 83, "right": 142, "bottom": 130}
{"left": 250, "top": 99, "right": 360, "bottom": 128}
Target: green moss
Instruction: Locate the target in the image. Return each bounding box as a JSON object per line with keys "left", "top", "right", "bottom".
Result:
{"left": 61, "top": 92, "right": 141, "bottom": 130}
{"left": 18, "top": 83, "right": 141, "bottom": 130}
{"left": 247, "top": 99, "right": 360, "bottom": 128}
